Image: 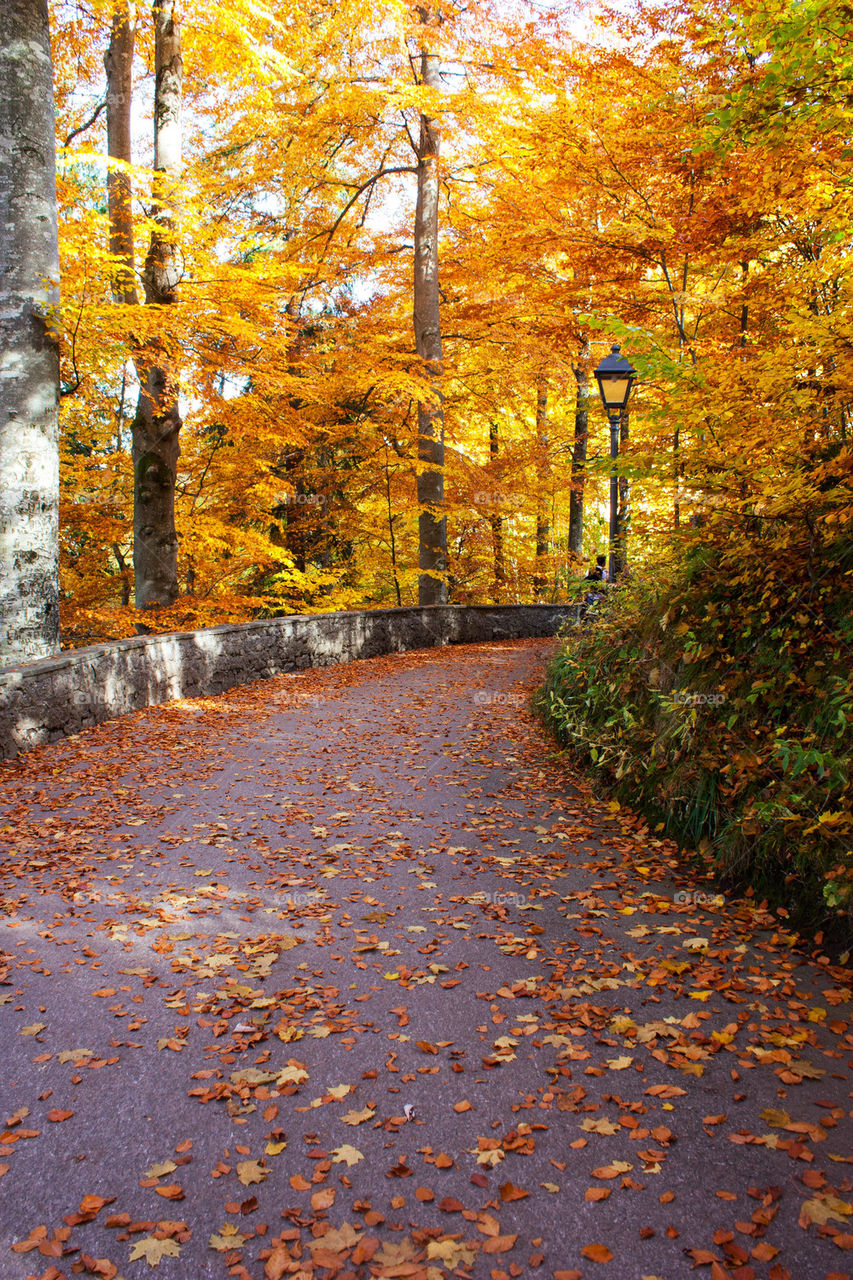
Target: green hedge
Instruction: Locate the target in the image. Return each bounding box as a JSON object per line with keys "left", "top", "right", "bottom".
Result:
{"left": 537, "top": 536, "right": 853, "bottom": 946}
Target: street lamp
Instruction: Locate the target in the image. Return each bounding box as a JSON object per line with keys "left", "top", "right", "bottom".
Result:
{"left": 594, "top": 343, "right": 636, "bottom": 583}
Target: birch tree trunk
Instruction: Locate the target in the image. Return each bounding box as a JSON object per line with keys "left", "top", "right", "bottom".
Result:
{"left": 413, "top": 6, "right": 447, "bottom": 606}
{"left": 533, "top": 374, "right": 550, "bottom": 598}
{"left": 568, "top": 356, "right": 589, "bottom": 561}
{"left": 133, "top": 0, "right": 182, "bottom": 608}
{"left": 104, "top": 0, "right": 138, "bottom": 306}
{"left": 0, "top": 0, "right": 61, "bottom": 665}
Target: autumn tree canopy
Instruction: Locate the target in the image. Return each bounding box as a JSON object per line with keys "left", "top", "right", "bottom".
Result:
{"left": 0, "top": 0, "right": 842, "bottom": 648}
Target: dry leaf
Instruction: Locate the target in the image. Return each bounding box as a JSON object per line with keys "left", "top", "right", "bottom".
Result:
{"left": 236, "top": 1160, "right": 269, "bottom": 1186}
{"left": 341, "top": 1106, "right": 375, "bottom": 1126}
{"left": 332, "top": 1144, "right": 364, "bottom": 1166}
{"left": 581, "top": 1243, "right": 614, "bottom": 1263}
{"left": 128, "top": 1236, "right": 181, "bottom": 1266}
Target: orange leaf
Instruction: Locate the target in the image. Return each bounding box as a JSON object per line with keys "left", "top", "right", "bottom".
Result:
{"left": 265, "top": 1246, "right": 290, "bottom": 1280}
{"left": 482, "top": 1234, "right": 518, "bottom": 1253}
{"left": 155, "top": 1185, "right": 184, "bottom": 1200}
{"left": 581, "top": 1243, "right": 614, "bottom": 1263}
{"left": 499, "top": 1182, "right": 529, "bottom": 1202}
{"left": 585, "top": 1187, "right": 611, "bottom": 1202}
{"left": 79, "top": 1195, "right": 112, "bottom": 1215}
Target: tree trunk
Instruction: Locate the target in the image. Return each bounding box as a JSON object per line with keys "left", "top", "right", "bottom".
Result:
{"left": 133, "top": 0, "right": 182, "bottom": 608}
{"left": 413, "top": 6, "right": 447, "bottom": 606}
{"left": 568, "top": 356, "right": 588, "bottom": 562}
{"left": 0, "top": 0, "right": 61, "bottom": 665}
{"left": 104, "top": 0, "right": 138, "bottom": 306}
{"left": 383, "top": 442, "right": 402, "bottom": 607}
{"left": 533, "top": 374, "right": 550, "bottom": 598}
{"left": 488, "top": 421, "right": 505, "bottom": 595}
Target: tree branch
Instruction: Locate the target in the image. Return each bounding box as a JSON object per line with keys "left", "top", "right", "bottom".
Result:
{"left": 63, "top": 100, "right": 107, "bottom": 149}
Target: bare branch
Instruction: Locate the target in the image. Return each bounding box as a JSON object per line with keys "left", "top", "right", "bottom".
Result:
{"left": 63, "top": 100, "right": 107, "bottom": 149}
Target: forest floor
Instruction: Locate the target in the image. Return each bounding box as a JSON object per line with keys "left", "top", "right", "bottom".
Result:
{"left": 0, "top": 637, "right": 851, "bottom": 1280}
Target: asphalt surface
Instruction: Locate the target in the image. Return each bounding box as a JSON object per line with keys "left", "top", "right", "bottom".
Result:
{"left": 0, "top": 637, "right": 851, "bottom": 1280}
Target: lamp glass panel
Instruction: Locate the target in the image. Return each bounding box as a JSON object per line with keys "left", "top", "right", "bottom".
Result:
{"left": 599, "top": 376, "right": 630, "bottom": 407}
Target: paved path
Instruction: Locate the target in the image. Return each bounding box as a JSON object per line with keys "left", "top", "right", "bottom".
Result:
{"left": 0, "top": 639, "right": 851, "bottom": 1280}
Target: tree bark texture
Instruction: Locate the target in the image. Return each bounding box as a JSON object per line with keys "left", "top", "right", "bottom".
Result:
{"left": 533, "top": 374, "right": 550, "bottom": 598}
{"left": 0, "top": 0, "right": 61, "bottom": 665}
{"left": 414, "top": 8, "right": 447, "bottom": 606}
{"left": 104, "top": 0, "right": 138, "bottom": 306}
{"left": 488, "top": 421, "right": 505, "bottom": 593}
{"left": 133, "top": 0, "right": 182, "bottom": 608}
{"left": 568, "top": 358, "right": 588, "bottom": 561}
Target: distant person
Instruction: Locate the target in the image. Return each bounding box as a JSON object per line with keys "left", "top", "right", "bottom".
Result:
{"left": 580, "top": 554, "right": 608, "bottom": 622}
{"left": 585, "top": 554, "right": 607, "bottom": 583}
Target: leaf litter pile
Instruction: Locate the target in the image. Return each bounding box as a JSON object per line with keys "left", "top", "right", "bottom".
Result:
{"left": 1, "top": 638, "right": 851, "bottom": 1280}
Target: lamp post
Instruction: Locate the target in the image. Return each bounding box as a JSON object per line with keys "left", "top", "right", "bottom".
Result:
{"left": 594, "top": 343, "right": 636, "bottom": 583}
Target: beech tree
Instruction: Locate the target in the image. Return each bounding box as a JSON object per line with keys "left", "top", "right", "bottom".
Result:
{"left": 0, "top": 0, "right": 61, "bottom": 664}
{"left": 41, "top": 0, "right": 852, "bottom": 642}
{"left": 413, "top": 5, "right": 448, "bottom": 606}
{"left": 104, "top": 0, "right": 138, "bottom": 307}
{"left": 133, "top": 0, "right": 183, "bottom": 608}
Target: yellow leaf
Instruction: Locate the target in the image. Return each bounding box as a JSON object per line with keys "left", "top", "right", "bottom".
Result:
{"left": 332, "top": 1144, "right": 364, "bottom": 1166}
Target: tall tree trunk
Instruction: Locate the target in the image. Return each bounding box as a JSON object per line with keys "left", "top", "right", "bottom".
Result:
{"left": 533, "top": 374, "right": 550, "bottom": 598}
{"left": 132, "top": 0, "right": 183, "bottom": 608}
{"left": 488, "top": 421, "right": 505, "bottom": 595}
{"left": 0, "top": 0, "right": 61, "bottom": 665}
{"left": 413, "top": 5, "right": 447, "bottom": 606}
{"left": 568, "top": 354, "right": 588, "bottom": 563}
{"left": 383, "top": 442, "right": 402, "bottom": 607}
{"left": 104, "top": 0, "right": 138, "bottom": 306}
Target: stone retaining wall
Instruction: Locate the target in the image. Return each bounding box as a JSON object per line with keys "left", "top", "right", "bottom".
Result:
{"left": 0, "top": 604, "right": 576, "bottom": 760}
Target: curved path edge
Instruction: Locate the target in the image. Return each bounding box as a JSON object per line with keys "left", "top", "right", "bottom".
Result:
{"left": 0, "top": 603, "right": 577, "bottom": 760}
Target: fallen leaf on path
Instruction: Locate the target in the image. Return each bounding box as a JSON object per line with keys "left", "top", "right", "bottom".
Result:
{"left": 341, "top": 1106, "right": 375, "bottom": 1125}
{"left": 581, "top": 1243, "right": 614, "bottom": 1262}
{"left": 332, "top": 1144, "right": 364, "bottom": 1166}
{"left": 128, "top": 1236, "right": 181, "bottom": 1266}
{"left": 154, "top": 1184, "right": 184, "bottom": 1200}
{"left": 236, "top": 1160, "right": 269, "bottom": 1186}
